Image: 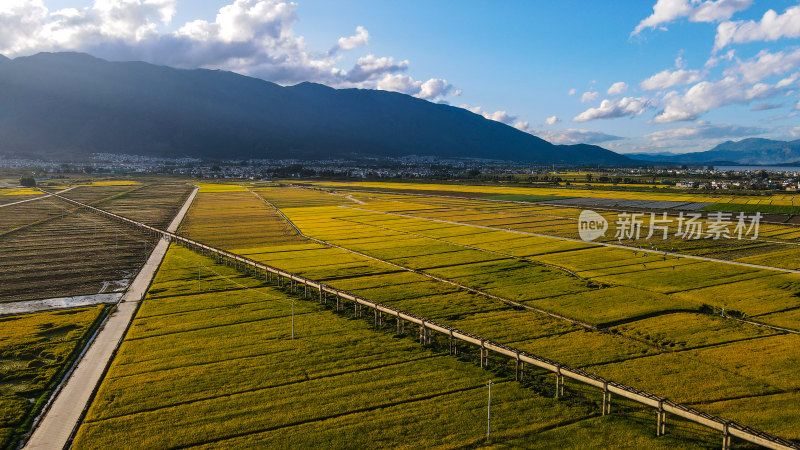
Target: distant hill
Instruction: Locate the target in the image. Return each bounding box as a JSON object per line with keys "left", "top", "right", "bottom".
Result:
{"left": 629, "top": 138, "right": 800, "bottom": 165}
{"left": 0, "top": 52, "right": 631, "bottom": 165}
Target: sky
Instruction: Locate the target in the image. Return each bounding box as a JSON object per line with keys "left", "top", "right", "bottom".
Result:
{"left": 2, "top": 0, "right": 800, "bottom": 154}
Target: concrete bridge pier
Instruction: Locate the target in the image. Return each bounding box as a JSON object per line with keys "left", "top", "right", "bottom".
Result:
{"left": 722, "top": 424, "right": 732, "bottom": 450}
{"left": 555, "top": 368, "right": 565, "bottom": 398}
{"left": 656, "top": 401, "right": 666, "bottom": 436}
{"left": 602, "top": 383, "right": 611, "bottom": 415}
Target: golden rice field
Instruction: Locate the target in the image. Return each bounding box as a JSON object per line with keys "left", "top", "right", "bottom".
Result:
{"left": 73, "top": 246, "right": 718, "bottom": 449}
{"left": 300, "top": 179, "right": 800, "bottom": 206}
{"left": 155, "top": 184, "right": 800, "bottom": 443}
{"left": 0, "top": 306, "right": 107, "bottom": 449}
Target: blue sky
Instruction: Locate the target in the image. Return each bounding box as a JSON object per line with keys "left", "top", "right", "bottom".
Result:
{"left": 4, "top": 0, "right": 800, "bottom": 154}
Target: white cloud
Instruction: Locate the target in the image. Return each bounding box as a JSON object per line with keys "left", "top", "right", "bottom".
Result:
{"left": 334, "top": 25, "right": 368, "bottom": 52}
{"left": 377, "top": 74, "right": 452, "bottom": 99}
{"left": 607, "top": 81, "right": 628, "bottom": 95}
{"left": 724, "top": 48, "right": 800, "bottom": 84}
{"left": 347, "top": 54, "right": 408, "bottom": 82}
{"left": 632, "top": 0, "right": 751, "bottom": 36}
{"left": 653, "top": 76, "right": 794, "bottom": 123}
{"left": 641, "top": 69, "right": 704, "bottom": 90}
{"left": 544, "top": 115, "right": 560, "bottom": 125}
{"left": 511, "top": 121, "right": 623, "bottom": 144}
{"left": 534, "top": 128, "right": 624, "bottom": 145}
{"left": 417, "top": 78, "right": 452, "bottom": 99}
{"left": 573, "top": 97, "right": 651, "bottom": 122}
{"left": 644, "top": 122, "right": 766, "bottom": 141}
{"left": 580, "top": 91, "right": 599, "bottom": 103}
{"left": 715, "top": 5, "right": 800, "bottom": 51}
{"left": 795, "top": 100, "right": 800, "bottom": 111}
{"left": 0, "top": 0, "right": 457, "bottom": 101}
{"left": 567, "top": 88, "right": 576, "bottom": 96}
{"left": 692, "top": 0, "right": 752, "bottom": 23}
{"left": 513, "top": 121, "right": 530, "bottom": 131}
{"left": 463, "top": 106, "right": 517, "bottom": 124}
{"left": 704, "top": 48, "right": 735, "bottom": 68}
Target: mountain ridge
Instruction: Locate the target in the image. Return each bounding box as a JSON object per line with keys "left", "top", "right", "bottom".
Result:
{"left": 629, "top": 138, "right": 800, "bottom": 165}
{"left": 0, "top": 52, "right": 632, "bottom": 165}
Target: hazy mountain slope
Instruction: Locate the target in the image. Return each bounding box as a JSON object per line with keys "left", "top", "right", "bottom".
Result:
{"left": 0, "top": 52, "right": 631, "bottom": 164}
{"left": 629, "top": 138, "right": 800, "bottom": 165}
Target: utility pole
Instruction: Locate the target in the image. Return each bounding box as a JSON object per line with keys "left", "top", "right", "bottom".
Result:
{"left": 486, "top": 380, "right": 494, "bottom": 442}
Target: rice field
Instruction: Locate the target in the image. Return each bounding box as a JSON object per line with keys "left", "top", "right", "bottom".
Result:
{"left": 151, "top": 185, "right": 800, "bottom": 442}
{"left": 73, "top": 246, "right": 718, "bottom": 449}
{"left": 0, "top": 183, "right": 192, "bottom": 302}
{"left": 0, "top": 306, "right": 107, "bottom": 449}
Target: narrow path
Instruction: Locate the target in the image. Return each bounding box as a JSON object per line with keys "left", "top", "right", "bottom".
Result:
{"left": 0, "top": 187, "right": 75, "bottom": 208}
{"left": 340, "top": 205, "right": 800, "bottom": 275}
{"left": 24, "top": 186, "right": 198, "bottom": 450}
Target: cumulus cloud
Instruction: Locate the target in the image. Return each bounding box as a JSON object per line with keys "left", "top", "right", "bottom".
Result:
{"left": 653, "top": 76, "right": 795, "bottom": 123}
{"left": 333, "top": 25, "right": 368, "bottom": 52}
{"left": 644, "top": 121, "right": 766, "bottom": 141}
{"left": 534, "top": 128, "right": 624, "bottom": 145}
{"left": 641, "top": 68, "right": 704, "bottom": 90}
{"left": 510, "top": 121, "right": 623, "bottom": 145}
{"left": 607, "top": 81, "right": 628, "bottom": 95}
{"left": 580, "top": 91, "right": 599, "bottom": 103}
{"left": 567, "top": 88, "right": 577, "bottom": 96}
{"left": 723, "top": 48, "right": 800, "bottom": 84}
{"left": 544, "top": 115, "right": 561, "bottom": 125}
{"left": 377, "top": 74, "right": 452, "bottom": 99}
{"left": 632, "top": 0, "right": 752, "bottom": 36}
{"left": 704, "top": 48, "right": 735, "bottom": 68}
{"left": 346, "top": 54, "right": 408, "bottom": 82}
{"left": 0, "top": 0, "right": 457, "bottom": 101}
{"left": 462, "top": 105, "right": 518, "bottom": 124}
{"left": 714, "top": 5, "right": 800, "bottom": 51}
{"left": 573, "top": 97, "right": 651, "bottom": 122}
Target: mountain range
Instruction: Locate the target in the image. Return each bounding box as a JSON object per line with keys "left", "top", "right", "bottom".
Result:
{"left": 0, "top": 52, "right": 631, "bottom": 165}
{"left": 628, "top": 138, "right": 800, "bottom": 166}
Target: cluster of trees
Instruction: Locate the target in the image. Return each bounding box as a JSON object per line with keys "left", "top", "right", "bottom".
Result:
{"left": 19, "top": 176, "right": 36, "bottom": 187}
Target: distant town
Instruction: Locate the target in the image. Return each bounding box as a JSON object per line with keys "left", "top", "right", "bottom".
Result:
{"left": 1, "top": 153, "right": 798, "bottom": 193}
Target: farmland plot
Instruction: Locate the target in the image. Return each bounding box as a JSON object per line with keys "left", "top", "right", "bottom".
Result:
{"left": 75, "top": 246, "right": 714, "bottom": 449}
{"left": 0, "top": 306, "right": 106, "bottom": 449}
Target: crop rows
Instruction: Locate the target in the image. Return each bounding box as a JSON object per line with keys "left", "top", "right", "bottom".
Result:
{"left": 302, "top": 180, "right": 800, "bottom": 207}
{"left": 0, "top": 183, "right": 192, "bottom": 302}
{"left": 324, "top": 189, "right": 800, "bottom": 271}
{"left": 74, "top": 246, "right": 716, "bottom": 448}
{"left": 216, "top": 186, "right": 799, "bottom": 439}
{"left": 0, "top": 306, "right": 106, "bottom": 449}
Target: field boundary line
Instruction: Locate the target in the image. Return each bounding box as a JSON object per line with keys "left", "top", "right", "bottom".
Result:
{"left": 23, "top": 186, "right": 198, "bottom": 450}
{"left": 339, "top": 205, "right": 800, "bottom": 275}
{"left": 46, "top": 189, "right": 799, "bottom": 450}
{"left": 247, "top": 189, "right": 596, "bottom": 330}
{"left": 298, "top": 184, "right": 800, "bottom": 229}
{"left": 0, "top": 186, "right": 75, "bottom": 208}
{"left": 331, "top": 215, "right": 584, "bottom": 279}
